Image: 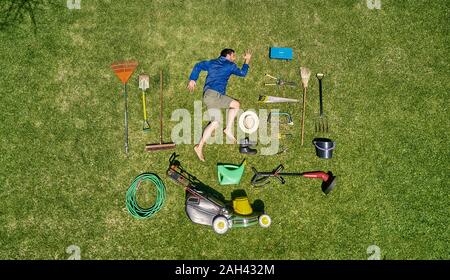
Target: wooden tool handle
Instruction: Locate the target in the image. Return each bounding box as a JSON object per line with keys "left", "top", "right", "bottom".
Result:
{"left": 301, "top": 87, "right": 307, "bottom": 146}
{"left": 160, "top": 70, "right": 163, "bottom": 143}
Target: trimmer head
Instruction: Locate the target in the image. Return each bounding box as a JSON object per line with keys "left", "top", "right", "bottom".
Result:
{"left": 321, "top": 172, "right": 336, "bottom": 194}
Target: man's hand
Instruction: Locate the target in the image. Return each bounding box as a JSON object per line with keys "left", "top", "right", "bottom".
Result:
{"left": 243, "top": 49, "right": 252, "bottom": 64}
{"left": 187, "top": 80, "right": 196, "bottom": 92}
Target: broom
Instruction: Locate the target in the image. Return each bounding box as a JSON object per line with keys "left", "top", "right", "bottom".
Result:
{"left": 145, "top": 70, "right": 176, "bottom": 151}
{"left": 300, "top": 67, "right": 311, "bottom": 146}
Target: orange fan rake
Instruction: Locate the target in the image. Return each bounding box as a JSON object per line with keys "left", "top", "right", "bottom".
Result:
{"left": 111, "top": 60, "right": 138, "bottom": 156}
{"left": 111, "top": 60, "right": 138, "bottom": 85}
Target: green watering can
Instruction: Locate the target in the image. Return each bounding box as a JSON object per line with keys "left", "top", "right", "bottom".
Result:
{"left": 217, "top": 159, "right": 246, "bottom": 185}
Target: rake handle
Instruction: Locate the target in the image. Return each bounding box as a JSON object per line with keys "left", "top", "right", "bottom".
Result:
{"left": 124, "top": 83, "right": 129, "bottom": 155}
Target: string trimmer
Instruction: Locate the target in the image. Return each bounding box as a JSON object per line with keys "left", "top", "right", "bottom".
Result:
{"left": 250, "top": 164, "right": 337, "bottom": 194}
{"left": 138, "top": 74, "right": 150, "bottom": 132}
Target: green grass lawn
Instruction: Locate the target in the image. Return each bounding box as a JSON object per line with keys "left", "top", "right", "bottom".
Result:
{"left": 0, "top": 0, "right": 448, "bottom": 260}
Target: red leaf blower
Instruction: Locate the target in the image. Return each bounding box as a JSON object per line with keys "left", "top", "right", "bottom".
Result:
{"left": 251, "top": 164, "right": 337, "bottom": 194}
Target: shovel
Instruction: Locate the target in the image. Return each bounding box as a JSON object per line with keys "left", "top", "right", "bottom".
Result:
{"left": 139, "top": 74, "right": 151, "bottom": 132}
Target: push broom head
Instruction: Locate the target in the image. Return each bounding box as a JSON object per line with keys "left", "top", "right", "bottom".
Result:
{"left": 145, "top": 142, "right": 176, "bottom": 151}
{"left": 300, "top": 67, "right": 311, "bottom": 88}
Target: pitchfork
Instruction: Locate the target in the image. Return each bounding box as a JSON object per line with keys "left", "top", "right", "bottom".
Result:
{"left": 315, "top": 73, "right": 328, "bottom": 133}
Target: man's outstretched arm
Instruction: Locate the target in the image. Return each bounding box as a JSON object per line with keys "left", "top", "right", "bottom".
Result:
{"left": 243, "top": 49, "right": 252, "bottom": 65}
{"left": 231, "top": 49, "right": 252, "bottom": 77}
{"left": 188, "top": 60, "right": 210, "bottom": 92}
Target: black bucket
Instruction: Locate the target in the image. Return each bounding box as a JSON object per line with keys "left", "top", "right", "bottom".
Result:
{"left": 313, "top": 138, "right": 336, "bottom": 159}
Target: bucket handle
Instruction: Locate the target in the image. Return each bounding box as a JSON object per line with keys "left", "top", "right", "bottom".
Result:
{"left": 313, "top": 141, "right": 336, "bottom": 151}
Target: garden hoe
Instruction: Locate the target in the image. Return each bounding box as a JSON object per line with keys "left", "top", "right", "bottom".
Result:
{"left": 251, "top": 164, "right": 337, "bottom": 194}
{"left": 315, "top": 73, "right": 328, "bottom": 133}
{"left": 138, "top": 74, "right": 151, "bottom": 133}
{"left": 300, "top": 67, "right": 311, "bottom": 146}
{"left": 145, "top": 70, "right": 176, "bottom": 152}
{"left": 111, "top": 60, "right": 138, "bottom": 156}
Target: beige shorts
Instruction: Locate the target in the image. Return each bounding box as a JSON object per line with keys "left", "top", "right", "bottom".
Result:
{"left": 203, "top": 89, "right": 234, "bottom": 109}
{"left": 203, "top": 89, "right": 235, "bottom": 123}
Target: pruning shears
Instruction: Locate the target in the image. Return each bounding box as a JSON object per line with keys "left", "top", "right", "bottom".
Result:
{"left": 264, "top": 73, "right": 297, "bottom": 87}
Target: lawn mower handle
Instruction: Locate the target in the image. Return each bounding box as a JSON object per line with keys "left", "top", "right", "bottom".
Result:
{"left": 251, "top": 166, "right": 285, "bottom": 187}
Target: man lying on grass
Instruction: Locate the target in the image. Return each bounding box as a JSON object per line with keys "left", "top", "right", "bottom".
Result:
{"left": 187, "top": 48, "right": 252, "bottom": 162}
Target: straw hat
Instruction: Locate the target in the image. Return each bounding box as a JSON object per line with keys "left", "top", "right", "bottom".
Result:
{"left": 239, "top": 111, "right": 259, "bottom": 134}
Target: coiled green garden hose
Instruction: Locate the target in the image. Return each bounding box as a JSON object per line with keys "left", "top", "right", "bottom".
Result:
{"left": 126, "top": 173, "right": 166, "bottom": 219}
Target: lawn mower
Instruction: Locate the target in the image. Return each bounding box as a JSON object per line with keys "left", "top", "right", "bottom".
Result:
{"left": 167, "top": 153, "right": 271, "bottom": 234}
{"left": 250, "top": 164, "right": 337, "bottom": 194}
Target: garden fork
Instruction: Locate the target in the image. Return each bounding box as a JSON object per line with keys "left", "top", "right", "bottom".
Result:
{"left": 315, "top": 73, "right": 329, "bottom": 133}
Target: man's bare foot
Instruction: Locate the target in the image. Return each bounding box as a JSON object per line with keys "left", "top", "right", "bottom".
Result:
{"left": 194, "top": 144, "right": 205, "bottom": 162}
{"left": 223, "top": 129, "right": 237, "bottom": 144}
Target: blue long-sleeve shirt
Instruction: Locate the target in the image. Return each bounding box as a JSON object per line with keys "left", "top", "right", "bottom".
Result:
{"left": 189, "top": 56, "right": 249, "bottom": 95}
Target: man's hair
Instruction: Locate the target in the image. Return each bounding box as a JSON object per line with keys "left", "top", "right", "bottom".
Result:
{"left": 220, "top": 48, "right": 235, "bottom": 57}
